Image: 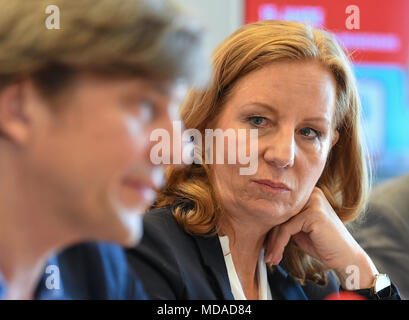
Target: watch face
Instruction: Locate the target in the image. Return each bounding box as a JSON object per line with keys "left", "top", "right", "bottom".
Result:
{"left": 374, "top": 274, "right": 391, "bottom": 294}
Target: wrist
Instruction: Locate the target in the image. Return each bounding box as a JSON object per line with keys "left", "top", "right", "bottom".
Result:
{"left": 335, "top": 250, "right": 379, "bottom": 290}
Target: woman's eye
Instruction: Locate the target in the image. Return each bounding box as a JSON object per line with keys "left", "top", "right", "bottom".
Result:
{"left": 127, "top": 99, "right": 154, "bottom": 122}
{"left": 300, "top": 127, "right": 321, "bottom": 139}
{"left": 120, "top": 94, "right": 155, "bottom": 122}
{"left": 248, "top": 116, "right": 267, "bottom": 127}
{"left": 139, "top": 100, "right": 154, "bottom": 122}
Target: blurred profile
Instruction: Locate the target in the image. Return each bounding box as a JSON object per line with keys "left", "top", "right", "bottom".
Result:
{"left": 0, "top": 0, "right": 209, "bottom": 299}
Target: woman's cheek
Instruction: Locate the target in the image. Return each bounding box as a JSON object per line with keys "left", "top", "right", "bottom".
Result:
{"left": 122, "top": 114, "right": 151, "bottom": 152}
{"left": 312, "top": 139, "right": 323, "bottom": 153}
{"left": 305, "top": 137, "right": 331, "bottom": 163}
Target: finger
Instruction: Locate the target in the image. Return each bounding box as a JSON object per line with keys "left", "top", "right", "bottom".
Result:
{"left": 264, "top": 227, "right": 279, "bottom": 263}
{"left": 292, "top": 231, "right": 319, "bottom": 258}
{"left": 265, "top": 187, "right": 322, "bottom": 265}
{"left": 269, "top": 212, "right": 307, "bottom": 265}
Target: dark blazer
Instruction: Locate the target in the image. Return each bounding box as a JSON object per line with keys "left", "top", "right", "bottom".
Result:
{"left": 35, "top": 242, "right": 147, "bottom": 300}
{"left": 126, "top": 207, "right": 339, "bottom": 300}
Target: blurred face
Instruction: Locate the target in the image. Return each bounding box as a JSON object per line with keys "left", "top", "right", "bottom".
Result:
{"left": 210, "top": 60, "right": 339, "bottom": 228}
{"left": 23, "top": 74, "right": 181, "bottom": 246}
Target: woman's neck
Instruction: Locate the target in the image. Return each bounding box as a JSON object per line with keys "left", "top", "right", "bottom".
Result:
{"left": 0, "top": 212, "right": 57, "bottom": 299}
{"left": 0, "top": 163, "right": 79, "bottom": 299}
{"left": 220, "top": 216, "right": 270, "bottom": 300}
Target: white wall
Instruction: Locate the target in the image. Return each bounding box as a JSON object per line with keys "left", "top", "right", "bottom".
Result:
{"left": 178, "top": 0, "right": 244, "bottom": 51}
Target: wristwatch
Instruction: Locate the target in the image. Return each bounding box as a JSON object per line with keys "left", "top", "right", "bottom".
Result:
{"left": 353, "top": 274, "right": 393, "bottom": 299}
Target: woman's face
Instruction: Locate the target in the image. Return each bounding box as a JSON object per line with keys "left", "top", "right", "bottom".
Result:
{"left": 23, "top": 74, "right": 179, "bottom": 247}
{"left": 210, "top": 60, "right": 339, "bottom": 228}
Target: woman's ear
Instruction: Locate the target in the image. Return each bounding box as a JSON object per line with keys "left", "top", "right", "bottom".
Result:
{"left": 330, "top": 129, "right": 339, "bottom": 149}
{"left": 0, "top": 82, "right": 30, "bottom": 145}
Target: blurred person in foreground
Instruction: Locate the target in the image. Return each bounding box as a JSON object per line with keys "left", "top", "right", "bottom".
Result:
{"left": 0, "top": 0, "right": 208, "bottom": 299}
{"left": 127, "top": 20, "right": 401, "bottom": 300}
{"left": 351, "top": 174, "right": 409, "bottom": 299}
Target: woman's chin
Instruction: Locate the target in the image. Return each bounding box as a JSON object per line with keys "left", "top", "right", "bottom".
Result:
{"left": 248, "top": 203, "right": 295, "bottom": 225}
{"left": 116, "top": 209, "right": 144, "bottom": 247}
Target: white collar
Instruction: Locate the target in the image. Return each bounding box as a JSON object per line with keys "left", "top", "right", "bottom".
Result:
{"left": 218, "top": 234, "right": 272, "bottom": 300}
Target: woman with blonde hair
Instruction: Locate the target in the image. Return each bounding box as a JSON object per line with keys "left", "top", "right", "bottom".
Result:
{"left": 127, "top": 20, "right": 401, "bottom": 299}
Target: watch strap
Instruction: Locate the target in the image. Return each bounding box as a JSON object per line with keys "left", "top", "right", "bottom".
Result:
{"left": 351, "top": 282, "right": 401, "bottom": 300}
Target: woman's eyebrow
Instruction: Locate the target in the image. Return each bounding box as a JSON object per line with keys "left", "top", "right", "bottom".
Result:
{"left": 303, "top": 117, "right": 330, "bottom": 126}
{"left": 240, "top": 102, "right": 331, "bottom": 126}
{"left": 239, "top": 102, "right": 279, "bottom": 114}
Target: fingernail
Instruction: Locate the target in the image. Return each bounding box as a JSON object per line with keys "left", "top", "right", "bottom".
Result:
{"left": 273, "top": 255, "right": 282, "bottom": 266}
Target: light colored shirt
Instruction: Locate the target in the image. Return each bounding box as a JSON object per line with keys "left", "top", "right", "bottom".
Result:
{"left": 219, "top": 235, "right": 272, "bottom": 300}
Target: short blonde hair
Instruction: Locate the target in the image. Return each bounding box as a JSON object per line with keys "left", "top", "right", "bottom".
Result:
{"left": 154, "top": 20, "right": 371, "bottom": 285}
{"left": 0, "top": 0, "right": 209, "bottom": 96}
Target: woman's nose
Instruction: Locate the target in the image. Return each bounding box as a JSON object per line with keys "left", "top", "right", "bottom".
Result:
{"left": 147, "top": 109, "right": 184, "bottom": 167}
{"left": 263, "top": 129, "right": 295, "bottom": 168}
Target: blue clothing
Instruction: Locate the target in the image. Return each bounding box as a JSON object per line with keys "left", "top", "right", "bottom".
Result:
{"left": 0, "top": 270, "right": 5, "bottom": 299}
{"left": 39, "top": 242, "right": 147, "bottom": 300}
{"left": 1, "top": 242, "right": 147, "bottom": 300}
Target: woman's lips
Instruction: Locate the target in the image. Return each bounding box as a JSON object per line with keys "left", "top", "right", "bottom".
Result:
{"left": 251, "top": 179, "right": 291, "bottom": 194}
{"left": 122, "top": 177, "right": 155, "bottom": 190}
{"left": 121, "top": 179, "right": 156, "bottom": 203}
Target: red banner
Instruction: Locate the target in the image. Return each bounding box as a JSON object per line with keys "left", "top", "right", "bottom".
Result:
{"left": 245, "top": 0, "right": 409, "bottom": 65}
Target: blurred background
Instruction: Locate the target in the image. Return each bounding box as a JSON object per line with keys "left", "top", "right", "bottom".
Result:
{"left": 179, "top": 0, "right": 409, "bottom": 185}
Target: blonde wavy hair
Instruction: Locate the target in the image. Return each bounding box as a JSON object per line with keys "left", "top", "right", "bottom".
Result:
{"left": 0, "top": 0, "right": 209, "bottom": 98}
{"left": 154, "top": 20, "right": 371, "bottom": 285}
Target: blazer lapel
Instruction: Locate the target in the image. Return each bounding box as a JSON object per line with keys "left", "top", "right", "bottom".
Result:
{"left": 193, "top": 235, "right": 234, "bottom": 300}
{"left": 267, "top": 265, "right": 308, "bottom": 300}
{"left": 193, "top": 234, "right": 308, "bottom": 300}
